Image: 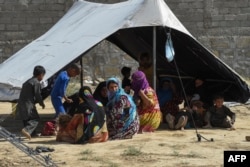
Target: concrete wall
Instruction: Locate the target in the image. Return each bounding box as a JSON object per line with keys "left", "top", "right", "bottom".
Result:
{"left": 0, "top": 0, "right": 249, "bottom": 79}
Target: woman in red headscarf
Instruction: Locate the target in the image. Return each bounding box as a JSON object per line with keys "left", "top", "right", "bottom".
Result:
{"left": 131, "top": 71, "right": 161, "bottom": 133}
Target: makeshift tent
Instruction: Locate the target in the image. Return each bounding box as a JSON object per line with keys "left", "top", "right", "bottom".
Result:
{"left": 0, "top": 0, "right": 249, "bottom": 103}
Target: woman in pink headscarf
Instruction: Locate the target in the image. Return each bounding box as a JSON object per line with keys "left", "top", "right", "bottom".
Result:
{"left": 131, "top": 71, "right": 161, "bottom": 132}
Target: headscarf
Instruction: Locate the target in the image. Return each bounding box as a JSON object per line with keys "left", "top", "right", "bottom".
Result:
{"left": 131, "top": 71, "right": 149, "bottom": 97}
{"left": 106, "top": 77, "right": 137, "bottom": 131}
{"left": 78, "top": 86, "right": 96, "bottom": 112}
{"left": 106, "top": 77, "right": 126, "bottom": 108}
{"left": 77, "top": 86, "right": 105, "bottom": 141}
{"left": 93, "top": 81, "right": 108, "bottom": 106}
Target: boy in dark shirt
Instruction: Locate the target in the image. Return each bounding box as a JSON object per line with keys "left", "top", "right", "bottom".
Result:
{"left": 16, "top": 65, "right": 46, "bottom": 140}
{"left": 207, "top": 95, "right": 236, "bottom": 130}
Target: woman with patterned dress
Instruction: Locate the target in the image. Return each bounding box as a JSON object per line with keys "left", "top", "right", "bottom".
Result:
{"left": 131, "top": 71, "right": 161, "bottom": 132}
{"left": 56, "top": 86, "right": 108, "bottom": 144}
{"left": 106, "top": 78, "right": 139, "bottom": 140}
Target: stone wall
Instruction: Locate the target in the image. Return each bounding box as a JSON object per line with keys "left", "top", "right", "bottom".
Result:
{"left": 0, "top": 0, "right": 73, "bottom": 61}
{"left": 166, "top": 0, "right": 250, "bottom": 78}
{"left": 0, "top": 0, "right": 249, "bottom": 79}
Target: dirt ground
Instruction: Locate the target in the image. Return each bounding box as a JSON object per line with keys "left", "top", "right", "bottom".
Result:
{"left": 0, "top": 101, "right": 250, "bottom": 167}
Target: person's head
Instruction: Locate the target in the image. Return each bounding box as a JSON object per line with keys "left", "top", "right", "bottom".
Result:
{"left": 131, "top": 71, "right": 149, "bottom": 96}
{"left": 107, "top": 78, "right": 119, "bottom": 93}
{"left": 194, "top": 77, "right": 205, "bottom": 88}
{"left": 100, "top": 87, "right": 108, "bottom": 98}
{"left": 139, "top": 52, "right": 152, "bottom": 68}
{"left": 33, "top": 65, "right": 46, "bottom": 81}
{"left": 160, "top": 77, "right": 172, "bottom": 90}
{"left": 58, "top": 114, "right": 72, "bottom": 129}
{"left": 106, "top": 78, "right": 122, "bottom": 101}
{"left": 67, "top": 63, "right": 81, "bottom": 77}
{"left": 191, "top": 100, "right": 204, "bottom": 112}
{"left": 93, "top": 81, "right": 108, "bottom": 99}
{"left": 121, "top": 66, "right": 131, "bottom": 78}
{"left": 213, "top": 95, "right": 224, "bottom": 108}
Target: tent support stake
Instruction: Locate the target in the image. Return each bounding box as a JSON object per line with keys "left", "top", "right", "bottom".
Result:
{"left": 80, "top": 58, "right": 83, "bottom": 87}
{"left": 153, "top": 26, "right": 157, "bottom": 90}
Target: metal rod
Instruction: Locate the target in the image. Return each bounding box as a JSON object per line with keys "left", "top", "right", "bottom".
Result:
{"left": 0, "top": 126, "right": 58, "bottom": 167}
{"left": 153, "top": 26, "right": 157, "bottom": 90}
{"left": 80, "top": 58, "right": 83, "bottom": 87}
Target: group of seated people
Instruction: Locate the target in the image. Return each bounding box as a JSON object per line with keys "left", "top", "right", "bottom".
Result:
{"left": 158, "top": 77, "right": 236, "bottom": 131}
{"left": 56, "top": 68, "right": 236, "bottom": 145}
{"left": 56, "top": 70, "right": 161, "bottom": 144}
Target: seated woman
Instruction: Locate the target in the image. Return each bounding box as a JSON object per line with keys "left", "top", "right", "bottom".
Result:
{"left": 106, "top": 77, "right": 139, "bottom": 140}
{"left": 131, "top": 71, "right": 161, "bottom": 132}
{"left": 157, "top": 78, "right": 187, "bottom": 130}
{"left": 56, "top": 86, "right": 108, "bottom": 144}
{"left": 157, "top": 77, "right": 177, "bottom": 120}
{"left": 93, "top": 81, "right": 108, "bottom": 106}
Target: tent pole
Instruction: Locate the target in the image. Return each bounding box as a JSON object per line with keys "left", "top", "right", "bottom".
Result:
{"left": 153, "top": 26, "right": 157, "bottom": 90}
{"left": 80, "top": 58, "right": 83, "bottom": 87}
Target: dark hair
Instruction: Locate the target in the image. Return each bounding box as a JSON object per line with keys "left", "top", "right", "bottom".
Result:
{"left": 121, "top": 66, "right": 131, "bottom": 76}
{"left": 93, "top": 81, "right": 108, "bottom": 106}
{"left": 33, "top": 65, "right": 46, "bottom": 76}
{"left": 213, "top": 94, "right": 224, "bottom": 101}
{"left": 93, "top": 81, "right": 106, "bottom": 97}
{"left": 68, "top": 63, "right": 81, "bottom": 73}
{"left": 159, "top": 77, "right": 172, "bottom": 88}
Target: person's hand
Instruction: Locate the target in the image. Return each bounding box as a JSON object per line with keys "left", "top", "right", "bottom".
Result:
{"left": 66, "top": 98, "right": 73, "bottom": 103}
{"left": 231, "top": 116, "right": 236, "bottom": 125}
{"left": 41, "top": 103, "right": 45, "bottom": 109}
{"left": 231, "top": 118, "right": 235, "bottom": 125}
{"left": 135, "top": 98, "right": 141, "bottom": 106}
{"left": 138, "top": 89, "right": 144, "bottom": 97}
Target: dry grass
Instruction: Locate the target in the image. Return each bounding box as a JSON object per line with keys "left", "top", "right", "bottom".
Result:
{"left": 122, "top": 146, "right": 143, "bottom": 156}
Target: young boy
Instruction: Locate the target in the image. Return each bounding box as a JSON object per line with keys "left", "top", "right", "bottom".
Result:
{"left": 50, "top": 63, "right": 80, "bottom": 118}
{"left": 16, "top": 65, "right": 46, "bottom": 140}
{"left": 206, "top": 95, "right": 236, "bottom": 130}
{"left": 121, "top": 66, "right": 131, "bottom": 94}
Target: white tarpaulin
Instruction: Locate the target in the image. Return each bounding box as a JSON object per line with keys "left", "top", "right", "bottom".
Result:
{"left": 0, "top": 0, "right": 190, "bottom": 101}
{"left": 0, "top": 0, "right": 249, "bottom": 103}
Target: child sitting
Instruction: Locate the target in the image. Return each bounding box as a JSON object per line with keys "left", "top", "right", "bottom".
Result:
{"left": 187, "top": 100, "right": 207, "bottom": 128}
{"left": 204, "top": 95, "right": 236, "bottom": 130}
